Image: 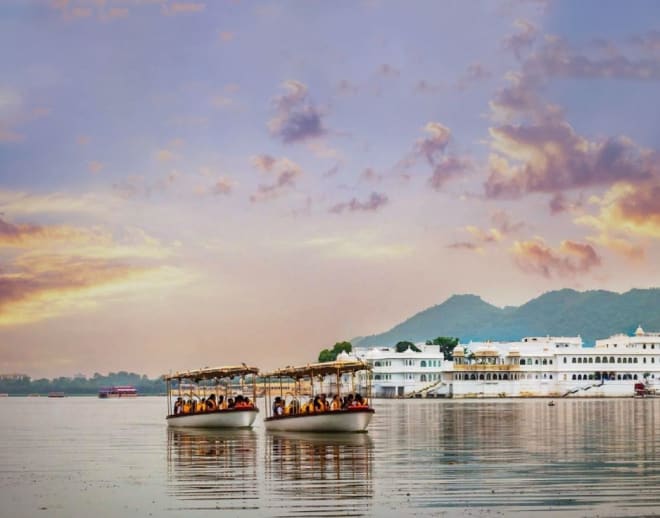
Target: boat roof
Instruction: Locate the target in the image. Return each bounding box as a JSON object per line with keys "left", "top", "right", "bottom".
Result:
{"left": 262, "top": 359, "right": 371, "bottom": 379}
{"left": 163, "top": 365, "right": 259, "bottom": 381}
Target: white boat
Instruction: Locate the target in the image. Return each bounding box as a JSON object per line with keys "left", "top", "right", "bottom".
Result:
{"left": 262, "top": 359, "right": 375, "bottom": 433}
{"left": 167, "top": 408, "right": 258, "bottom": 429}
{"left": 164, "top": 365, "right": 260, "bottom": 429}
{"left": 264, "top": 408, "right": 373, "bottom": 432}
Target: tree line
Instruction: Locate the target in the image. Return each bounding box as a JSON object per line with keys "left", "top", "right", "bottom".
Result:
{"left": 0, "top": 371, "right": 166, "bottom": 396}
{"left": 318, "top": 336, "right": 464, "bottom": 362}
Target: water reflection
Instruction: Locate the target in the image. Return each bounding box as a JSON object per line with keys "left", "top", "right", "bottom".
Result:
{"left": 265, "top": 432, "right": 373, "bottom": 516}
{"left": 167, "top": 428, "right": 258, "bottom": 511}
{"left": 369, "top": 399, "right": 660, "bottom": 516}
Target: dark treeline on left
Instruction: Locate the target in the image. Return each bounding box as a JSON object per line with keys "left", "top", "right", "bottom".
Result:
{"left": 0, "top": 372, "right": 166, "bottom": 396}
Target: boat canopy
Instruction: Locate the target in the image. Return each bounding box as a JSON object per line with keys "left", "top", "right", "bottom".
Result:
{"left": 163, "top": 365, "right": 259, "bottom": 382}
{"left": 262, "top": 359, "right": 371, "bottom": 379}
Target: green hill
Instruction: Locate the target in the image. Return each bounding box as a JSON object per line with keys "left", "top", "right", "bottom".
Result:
{"left": 353, "top": 288, "right": 660, "bottom": 348}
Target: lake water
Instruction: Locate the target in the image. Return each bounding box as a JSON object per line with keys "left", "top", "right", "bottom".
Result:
{"left": 0, "top": 397, "right": 658, "bottom": 517}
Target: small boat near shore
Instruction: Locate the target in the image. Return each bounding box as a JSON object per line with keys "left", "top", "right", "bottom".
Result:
{"left": 263, "top": 359, "right": 375, "bottom": 433}
{"left": 164, "top": 366, "right": 259, "bottom": 429}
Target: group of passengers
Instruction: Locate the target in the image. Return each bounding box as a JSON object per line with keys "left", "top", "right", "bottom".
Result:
{"left": 173, "top": 393, "right": 254, "bottom": 415}
{"left": 272, "top": 393, "right": 368, "bottom": 416}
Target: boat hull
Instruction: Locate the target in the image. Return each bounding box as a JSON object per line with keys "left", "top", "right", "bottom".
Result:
{"left": 264, "top": 409, "right": 374, "bottom": 433}
{"left": 167, "top": 408, "right": 259, "bottom": 429}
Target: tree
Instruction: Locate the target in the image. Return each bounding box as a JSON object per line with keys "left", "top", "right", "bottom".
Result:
{"left": 395, "top": 341, "right": 421, "bottom": 353}
{"left": 318, "top": 341, "right": 353, "bottom": 362}
{"left": 426, "top": 336, "right": 460, "bottom": 360}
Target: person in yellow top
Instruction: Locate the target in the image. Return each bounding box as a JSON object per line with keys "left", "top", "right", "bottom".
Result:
{"left": 206, "top": 395, "right": 217, "bottom": 411}
{"left": 183, "top": 400, "right": 192, "bottom": 414}
{"left": 330, "top": 394, "right": 341, "bottom": 411}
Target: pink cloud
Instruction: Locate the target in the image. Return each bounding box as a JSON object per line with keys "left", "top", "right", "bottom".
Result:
{"left": 329, "top": 192, "right": 388, "bottom": 214}
{"left": 512, "top": 238, "right": 601, "bottom": 278}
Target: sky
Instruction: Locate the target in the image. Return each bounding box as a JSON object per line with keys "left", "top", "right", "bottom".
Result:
{"left": 1, "top": 0, "right": 660, "bottom": 378}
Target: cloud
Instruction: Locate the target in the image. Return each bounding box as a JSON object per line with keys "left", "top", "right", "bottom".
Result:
{"left": 0, "top": 189, "right": 117, "bottom": 216}
{"left": 428, "top": 156, "right": 472, "bottom": 190}
{"left": 630, "top": 30, "right": 660, "bottom": 53}
{"left": 447, "top": 241, "right": 481, "bottom": 251}
{"left": 336, "top": 79, "right": 359, "bottom": 95}
{"left": 576, "top": 179, "right": 660, "bottom": 241}
{"left": 210, "top": 95, "right": 234, "bottom": 109}
{"left": 249, "top": 156, "right": 302, "bottom": 202}
{"left": 161, "top": 2, "right": 206, "bottom": 16}
{"left": 549, "top": 192, "right": 584, "bottom": 214}
{"left": 0, "top": 255, "right": 189, "bottom": 326}
{"left": 329, "top": 192, "right": 388, "bottom": 214}
{"left": 417, "top": 122, "right": 451, "bottom": 164}
{"left": 530, "top": 36, "right": 660, "bottom": 81}
{"left": 456, "top": 63, "right": 491, "bottom": 90}
{"left": 378, "top": 64, "right": 400, "bottom": 78}
{"left": 0, "top": 88, "right": 49, "bottom": 143}
{"left": 0, "top": 211, "right": 191, "bottom": 326}
{"left": 0, "top": 216, "right": 106, "bottom": 249}
{"left": 87, "top": 161, "right": 104, "bottom": 174}
{"left": 447, "top": 210, "right": 524, "bottom": 252}
{"left": 415, "top": 80, "right": 444, "bottom": 94}
{"left": 268, "top": 80, "right": 326, "bottom": 144}
{"left": 360, "top": 168, "right": 382, "bottom": 183}
{"left": 397, "top": 122, "right": 471, "bottom": 190}
{"left": 491, "top": 209, "right": 526, "bottom": 235}
{"left": 323, "top": 163, "right": 341, "bottom": 178}
{"left": 250, "top": 154, "right": 277, "bottom": 172}
{"left": 211, "top": 177, "right": 234, "bottom": 196}
{"left": 502, "top": 19, "right": 538, "bottom": 59}
{"left": 154, "top": 139, "right": 183, "bottom": 162}
{"left": 512, "top": 238, "right": 601, "bottom": 278}
{"left": 219, "top": 31, "right": 235, "bottom": 42}
{"left": 484, "top": 122, "right": 655, "bottom": 198}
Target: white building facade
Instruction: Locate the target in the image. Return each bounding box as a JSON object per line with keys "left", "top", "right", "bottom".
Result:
{"left": 355, "top": 344, "right": 450, "bottom": 397}
{"left": 357, "top": 328, "right": 660, "bottom": 398}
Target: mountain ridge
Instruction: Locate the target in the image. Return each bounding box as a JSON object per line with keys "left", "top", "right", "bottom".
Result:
{"left": 352, "top": 288, "right": 660, "bottom": 348}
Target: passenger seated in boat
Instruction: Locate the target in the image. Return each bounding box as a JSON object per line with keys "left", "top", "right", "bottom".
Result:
{"left": 235, "top": 396, "right": 253, "bottom": 409}
{"left": 300, "top": 399, "right": 312, "bottom": 414}
{"left": 183, "top": 399, "right": 192, "bottom": 414}
{"left": 173, "top": 397, "right": 183, "bottom": 415}
{"left": 217, "top": 395, "right": 225, "bottom": 409}
{"left": 330, "top": 394, "right": 341, "bottom": 411}
{"left": 206, "top": 395, "right": 217, "bottom": 411}
{"left": 197, "top": 398, "right": 206, "bottom": 412}
{"left": 285, "top": 398, "right": 300, "bottom": 415}
{"left": 320, "top": 393, "right": 329, "bottom": 411}
{"left": 227, "top": 397, "right": 235, "bottom": 409}
{"left": 273, "top": 396, "right": 282, "bottom": 415}
{"left": 342, "top": 394, "right": 354, "bottom": 409}
{"left": 351, "top": 393, "right": 366, "bottom": 407}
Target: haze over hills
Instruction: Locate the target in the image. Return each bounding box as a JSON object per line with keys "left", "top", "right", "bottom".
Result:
{"left": 353, "top": 288, "right": 660, "bottom": 348}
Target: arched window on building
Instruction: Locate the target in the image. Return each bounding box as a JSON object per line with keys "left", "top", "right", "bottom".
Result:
{"left": 420, "top": 360, "right": 426, "bottom": 367}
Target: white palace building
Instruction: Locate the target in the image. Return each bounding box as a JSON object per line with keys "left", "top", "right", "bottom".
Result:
{"left": 355, "top": 327, "right": 660, "bottom": 398}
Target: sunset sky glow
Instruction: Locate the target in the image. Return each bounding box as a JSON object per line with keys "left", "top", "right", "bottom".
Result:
{"left": 2, "top": 0, "right": 660, "bottom": 377}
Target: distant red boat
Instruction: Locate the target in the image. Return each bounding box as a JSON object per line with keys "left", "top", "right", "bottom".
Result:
{"left": 98, "top": 386, "right": 138, "bottom": 398}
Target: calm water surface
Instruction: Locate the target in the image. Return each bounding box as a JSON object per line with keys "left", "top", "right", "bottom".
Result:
{"left": 0, "top": 398, "right": 658, "bottom": 517}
